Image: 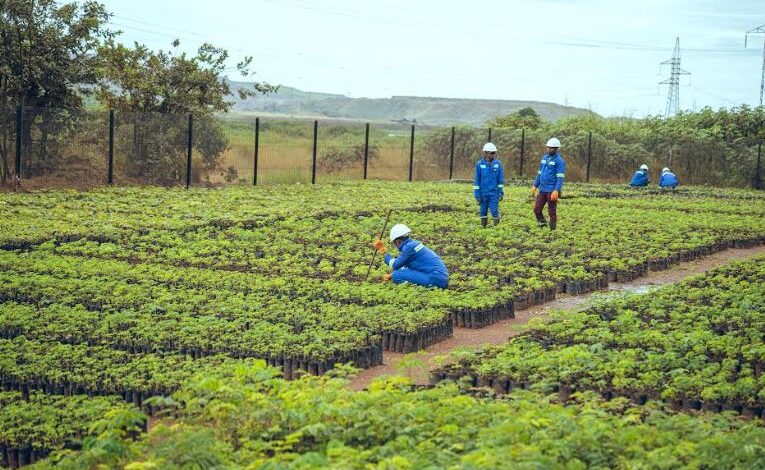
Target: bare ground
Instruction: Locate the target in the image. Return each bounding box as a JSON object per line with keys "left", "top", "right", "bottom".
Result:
{"left": 348, "top": 245, "right": 765, "bottom": 390}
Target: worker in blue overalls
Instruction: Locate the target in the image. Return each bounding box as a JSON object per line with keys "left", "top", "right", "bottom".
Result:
{"left": 659, "top": 167, "right": 679, "bottom": 190}
{"left": 372, "top": 224, "right": 449, "bottom": 288}
{"left": 630, "top": 164, "right": 650, "bottom": 187}
{"left": 473, "top": 142, "right": 505, "bottom": 227}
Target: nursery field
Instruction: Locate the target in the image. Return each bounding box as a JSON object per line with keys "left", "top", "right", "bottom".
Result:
{"left": 1, "top": 181, "right": 765, "bottom": 467}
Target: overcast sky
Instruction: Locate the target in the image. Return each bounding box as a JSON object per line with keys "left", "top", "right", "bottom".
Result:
{"left": 102, "top": 0, "right": 763, "bottom": 117}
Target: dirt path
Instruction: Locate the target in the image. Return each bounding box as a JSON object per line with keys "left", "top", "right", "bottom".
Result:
{"left": 349, "top": 245, "right": 765, "bottom": 390}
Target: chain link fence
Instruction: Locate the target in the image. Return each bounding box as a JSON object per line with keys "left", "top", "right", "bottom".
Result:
{"left": 0, "top": 106, "right": 762, "bottom": 191}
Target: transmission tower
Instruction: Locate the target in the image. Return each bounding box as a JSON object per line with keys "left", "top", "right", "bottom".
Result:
{"left": 745, "top": 24, "right": 765, "bottom": 107}
{"left": 659, "top": 37, "right": 691, "bottom": 116}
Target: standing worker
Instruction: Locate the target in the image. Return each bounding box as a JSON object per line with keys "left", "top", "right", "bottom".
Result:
{"left": 630, "top": 164, "right": 650, "bottom": 187}
{"left": 373, "top": 224, "right": 449, "bottom": 288}
{"left": 531, "top": 138, "right": 565, "bottom": 230}
{"left": 473, "top": 142, "right": 505, "bottom": 227}
{"left": 659, "top": 167, "right": 678, "bottom": 190}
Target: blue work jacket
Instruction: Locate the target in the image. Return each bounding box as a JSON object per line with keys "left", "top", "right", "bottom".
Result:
{"left": 630, "top": 170, "right": 649, "bottom": 186}
{"left": 659, "top": 172, "right": 678, "bottom": 188}
{"left": 533, "top": 152, "right": 565, "bottom": 192}
{"left": 473, "top": 158, "right": 505, "bottom": 199}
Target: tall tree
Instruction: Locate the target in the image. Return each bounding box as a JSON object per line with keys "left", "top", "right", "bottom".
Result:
{"left": 96, "top": 39, "right": 276, "bottom": 183}
{"left": 0, "top": 0, "right": 113, "bottom": 180}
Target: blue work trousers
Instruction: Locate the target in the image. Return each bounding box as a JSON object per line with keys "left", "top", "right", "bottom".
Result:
{"left": 392, "top": 268, "right": 448, "bottom": 289}
{"left": 479, "top": 194, "right": 500, "bottom": 218}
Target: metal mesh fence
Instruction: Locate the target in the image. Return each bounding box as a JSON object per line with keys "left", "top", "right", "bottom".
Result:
{"left": 448, "top": 126, "right": 486, "bottom": 181}
{"left": 257, "top": 118, "right": 313, "bottom": 185}
{"left": 18, "top": 107, "right": 109, "bottom": 190}
{"left": 367, "top": 123, "right": 411, "bottom": 181}
{"left": 413, "top": 126, "right": 447, "bottom": 181}
{"left": 316, "top": 121, "right": 367, "bottom": 183}
{"left": 1, "top": 107, "right": 762, "bottom": 191}
{"left": 209, "top": 118, "right": 256, "bottom": 186}
{"left": 113, "top": 111, "right": 189, "bottom": 187}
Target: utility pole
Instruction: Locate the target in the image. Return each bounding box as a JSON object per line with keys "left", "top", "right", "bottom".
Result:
{"left": 659, "top": 37, "right": 691, "bottom": 117}
{"left": 745, "top": 24, "right": 765, "bottom": 107}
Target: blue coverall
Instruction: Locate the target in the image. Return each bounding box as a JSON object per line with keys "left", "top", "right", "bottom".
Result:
{"left": 473, "top": 158, "right": 505, "bottom": 219}
{"left": 383, "top": 237, "right": 449, "bottom": 289}
{"left": 659, "top": 171, "right": 678, "bottom": 189}
{"left": 630, "top": 170, "right": 649, "bottom": 187}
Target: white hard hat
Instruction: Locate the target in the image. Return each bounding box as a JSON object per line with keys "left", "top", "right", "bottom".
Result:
{"left": 389, "top": 223, "right": 411, "bottom": 242}
{"left": 483, "top": 142, "right": 497, "bottom": 152}
{"left": 640, "top": 164, "right": 649, "bottom": 171}
{"left": 546, "top": 137, "right": 561, "bottom": 148}
{"left": 662, "top": 167, "right": 670, "bottom": 173}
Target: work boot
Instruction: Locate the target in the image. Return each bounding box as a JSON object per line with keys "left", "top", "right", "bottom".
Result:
{"left": 536, "top": 218, "right": 547, "bottom": 228}
{"left": 493, "top": 217, "right": 500, "bottom": 226}
{"left": 550, "top": 220, "right": 557, "bottom": 230}
{"left": 481, "top": 217, "right": 488, "bottom": 228}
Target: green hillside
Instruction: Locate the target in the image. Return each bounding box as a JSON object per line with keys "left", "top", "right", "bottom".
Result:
{"left": 230, "top": 83, "right": 593, "bottom": 126}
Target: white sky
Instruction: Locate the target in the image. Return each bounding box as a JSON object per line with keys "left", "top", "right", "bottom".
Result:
{"left": 102, "top": 0, "right": 764, "bottom": 117}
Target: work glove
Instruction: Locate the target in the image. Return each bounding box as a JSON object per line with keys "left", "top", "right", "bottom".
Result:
{"left": 381, "top": 273, "right": 392, "bottom": 283}
{"left": 550, "top": 190, "right": 559, "bottom": 202}
{"left": 475, "top": 197, "right": 481, "bottom": 205}
{"left": 373, "top": 238, "right": 386, "bottom": 254}
{"left": 473, "top": 189, "right": 480, "bottom": 200}
{"left": 531, "top": 186, "right": 538, "bottom": 198}
{"left": 499, "top": 192, "right": 504, "bottom": 201}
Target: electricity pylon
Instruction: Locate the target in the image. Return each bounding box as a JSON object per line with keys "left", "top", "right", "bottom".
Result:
{"left": 745, "top": 24, "right": 765, "bottom": 107}
{"left": 659, "top": 37, "right": 691, "bottom": 116}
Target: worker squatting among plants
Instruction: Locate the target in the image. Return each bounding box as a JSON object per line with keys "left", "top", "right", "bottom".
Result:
{"left": 630, "top": 164, "right": 680, "bottom": 189}
{"left": 373, "top": 224, "right": 449, "bottom": 289}
{"left": 630, "top": 164, "right": 651, "bottom": 187}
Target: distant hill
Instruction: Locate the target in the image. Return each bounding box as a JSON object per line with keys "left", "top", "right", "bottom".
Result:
{"left": 229, "top": 83, "right": 593, "bottom": 126}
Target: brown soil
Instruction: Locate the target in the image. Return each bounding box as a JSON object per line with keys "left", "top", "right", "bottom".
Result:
{"left": 348, "top": 245, "right": 765, "bottom": 390}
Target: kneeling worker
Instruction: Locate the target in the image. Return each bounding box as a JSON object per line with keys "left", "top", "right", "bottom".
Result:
{"left": 630, "top": 164, "right": 650, "bottom": 187}
{"left": 373, "top": 224, "right": 449, "bottom": 288}
{"left": 659, "top": 167, "right": 678, "bottom": 190}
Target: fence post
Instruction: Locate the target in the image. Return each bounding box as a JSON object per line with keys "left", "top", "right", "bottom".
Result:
{"left": 487, "top": 127, "right": 492, "bottom": 142}
{"left": 755, "top": 142, "right": 762, "bottom": 190}
{"left": 186, "top": 114, "right": 193, "bottom": 189}
{"left": 311, "top": 120, "right": 318, "bottom": 184}
{"left": 408, "top": 124, "right": 415, "bottom": 182}
{"left": 15, "top": 106, "right": 22, "bottom": 181}
{"left": 586, "top": 131, "right": 592, "bottom": 183}
{"left": 363, "top": 122, "right": 370, "bottom": 180}
{"left": 108, "top": 110, "right": 114, "bottom": 185}
{"left": 253, "top": 117, "right": 260, "bottom": 186}
{"left": 519, "top": 128, "right": 525, "bottom": 178}
{"left": 448, "top": 126, "right": 455, "bottom": 180}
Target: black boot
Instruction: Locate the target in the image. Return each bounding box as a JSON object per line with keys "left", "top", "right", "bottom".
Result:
{"left": 493, "top": 217, "right": 500, "bottom": 226}
{"left": 481, "top": 217, "right": 488, "bottom": 228}
{"left": 536, "top": 218, "right": 547, "bottom": 228}
{"left": 550, "top": 220, "right": 557, "bottom": 230}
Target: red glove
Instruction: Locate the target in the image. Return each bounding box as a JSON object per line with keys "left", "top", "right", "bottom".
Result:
{"left": 550, "top": 190, "right": 559, "bottom": 202}
{"left": 373, "top": 238, "right": 386, "bottom": 254}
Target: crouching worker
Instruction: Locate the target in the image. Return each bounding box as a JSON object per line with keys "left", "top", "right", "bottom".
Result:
{"left": 372, "top": 223, "right": 449, "bottom": 288}
{"left": 630, "top": 164, "right": 650, "bottom": 187}
{"left": 659, "top": 167, "right": 678, "bottom": 190}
